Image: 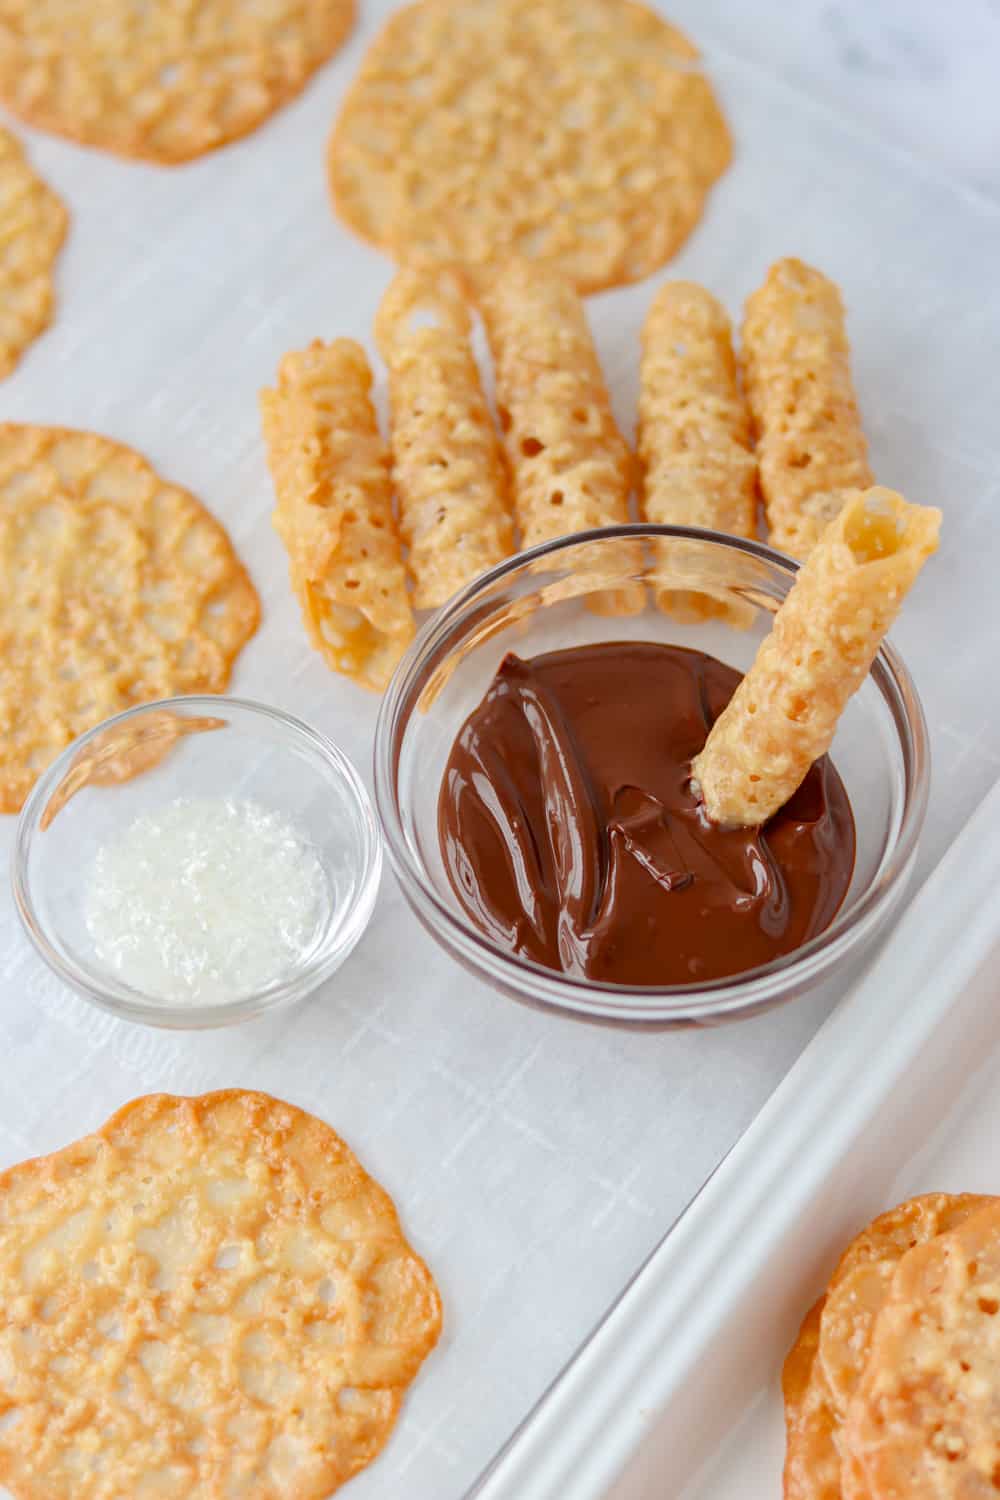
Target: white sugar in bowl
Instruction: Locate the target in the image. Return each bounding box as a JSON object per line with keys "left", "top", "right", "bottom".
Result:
{"left": 13, "top": 698, "right": 381, "bottom": 1028}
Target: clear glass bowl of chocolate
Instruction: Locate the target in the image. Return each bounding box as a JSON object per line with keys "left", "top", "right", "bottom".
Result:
{"left": 13, "top": 698, "right": 382, "bottom": 1029}
{"left": 374, "top": 525, "right": 930, "bottom": 1028}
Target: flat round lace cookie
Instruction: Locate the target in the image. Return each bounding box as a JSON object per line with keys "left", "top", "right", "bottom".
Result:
{"left": 845, "top": 1198, "right": 1000, "bottom": 1500}
{"left": 782, "top": 1298, "right": 844, "bottom": 1500}
{"left": 781, "top": 1195, "right": 991, "bottom": 1500}
{"left": 0, "top": 127, "right": 66, "bottom": 379}
{"left": 0, "top": 1091, "right": 442, "bottom": 1499}
{"left": 0, "top": 424, "right": 260, "bottom": 812}
{"left": 0, "top": 0, "right": 355, "bottom": 163}
{"left": 819, "top": 1194, "right": 991, "bottom": 1425}
{"left": 328, "top": 0, "right": 732, "bottom": 293}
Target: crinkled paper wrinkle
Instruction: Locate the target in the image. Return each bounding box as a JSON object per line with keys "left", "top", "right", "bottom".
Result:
{"left": 261, "top": 338, "right": 414, "bottom": 692}
{"left": 376, "top": 269, "right": 513, "bottom": 609}
{"left": 692, "top": 488, "right": 941, "bottom": 828}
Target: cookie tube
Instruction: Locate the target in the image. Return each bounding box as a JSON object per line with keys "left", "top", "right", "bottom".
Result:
{"left": 479, "top": 260, "right": 643, "bottom": 614}
{"left": 639, "top": 280, "right": 756, "bottom": 537}
{"left": 691, "top": 488, "right": 940, "bottom": 827}
{"left": 639, "top": 280, "right": 757, "bottom": 617}
{"left": 261, "top": 338, "right": 414, "bottom": 691}
{"left": 376, "top": 269, "right": 513, "bottom": 609}
{"left": 742, "top": 258, "right": 873, "bottom": 559}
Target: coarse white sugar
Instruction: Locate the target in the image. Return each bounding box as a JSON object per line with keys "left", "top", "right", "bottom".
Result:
{"left": 85, "top": 797, "right": 329, "bottom": 1004}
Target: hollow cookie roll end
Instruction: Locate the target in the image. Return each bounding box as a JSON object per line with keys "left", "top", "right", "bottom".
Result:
{"left": 691, "top": 488, "right": 941, "bottom": 829}
{"left": 260, "top": 338, "right": 414, "bottom": 692}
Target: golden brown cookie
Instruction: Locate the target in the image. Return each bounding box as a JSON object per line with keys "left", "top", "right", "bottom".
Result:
{"left": 478, "top": 260, "right": 643, "bottom": 614}
{"left": 0, "top": 127, "right": 67, "bottom": 379}
{"left": 638, "top": 280, "right": 757, "bottom": 619}
{"left": 38, "top": 709, "right": 227, "bottom": 831}
{"left": 329, "top": 0, "right": 731, "bottom": 293}
{"left": 844, "top": 1198, "right": 1000, "bottom": 1500}
{"left": 781, "top": 1197, "right": 993, "bottom": 1500}
{"left": 742, "top": 258, "right": 873, "bottom": 559}
{"left": 0, "top": 0, "right": 354, "bottom": 164}
{"left": 260, "top": 338, "right": 415, "bottom": 691}
{"left": 0, "top": 1091, "right": 442, "bottom": 1500}
{"left": 839, "top": 1454, "right": 871, "bottom": 1500}
{"left": 782, "top": 1298, "right": 844, "bottom": 1500}
{"left": 375, "top": 268, "right": 513, "bottom": 609}
{"left": 820, "top": 1194, "right": 991, "bottom": 1424}
{"left": 638, "top": 280, "right": 756, "bottom": 540}
{"left": 0, "top": 424, "right": 259, "bottom": 813}
{"left": 692, "top": 489, "right": 940, "bottom": 828}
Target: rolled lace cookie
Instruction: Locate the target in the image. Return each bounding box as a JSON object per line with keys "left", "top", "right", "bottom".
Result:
{"left": 691, "top": 488, "right": 940, "bottom": 828}
{"left": 0, "top": 0, "right": 355, "bottom": 164}
{"left": 261, "top": 338, "right": 414, "bottom": 692}
{"left": 844, "top": 1198, "right": 1000, "bottom": 1499}
{"left": 0, "top": 424, "right": 259, "bottom": 813}
{"left": 328, "top": 0, "right": 731, "bottom": 293}
{"left": 375, "top": 269, "right": 513, "bottom": 609}
{"left": 479, "top": 260, "right": 642, "bottom": 613}
{"left": 639, "top": 281, "right": 756, "bottom": 538}
{"left": 742, "top": 258, "right": 873, "bottom": 559}
{"left": 638, "top": 280, "right": 756, "bottom": 617}
{"left": 0, "top": 127, "right": 67, "bottom": 380}
{"left": 0, "top": 1090, "right": 441, "bottom": 1499}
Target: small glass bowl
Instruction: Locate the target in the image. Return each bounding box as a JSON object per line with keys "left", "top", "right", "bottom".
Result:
{"left": 375, "top": 525, "right": 930, "bottom": 1028}
{"left": 13, "top": 697, "right": 381, "bottom": 1029}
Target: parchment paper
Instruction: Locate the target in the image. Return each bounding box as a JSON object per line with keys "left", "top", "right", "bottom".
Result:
{"left": 1, "top": 3, "right": 999, "bottom": 1495}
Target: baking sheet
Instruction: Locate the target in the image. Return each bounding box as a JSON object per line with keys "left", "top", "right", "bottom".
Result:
{"left": 468, "top": 775, "right": 1000, "bottom": 1500}
{"left": 683, "top": 802, "right": 1000, "bottom": 1500}
{"left": 693, "top": 1019, "right": 1000, "bottom": 1500}
{"left": 1, "top": 3, "right": 999, "bottom": 1497}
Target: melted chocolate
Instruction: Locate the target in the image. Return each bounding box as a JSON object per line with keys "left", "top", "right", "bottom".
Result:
{"left": 438, "top": 642, "right": 855, "bottom": 986}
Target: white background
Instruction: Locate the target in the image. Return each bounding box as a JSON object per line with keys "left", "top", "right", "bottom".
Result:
{"left": 1, "top": 2, "right": 999, "bottom": 1496}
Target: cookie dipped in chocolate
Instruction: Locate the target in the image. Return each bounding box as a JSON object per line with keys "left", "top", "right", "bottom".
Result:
{"left": 438, "top": 642, "right": 855, "bottom": 986}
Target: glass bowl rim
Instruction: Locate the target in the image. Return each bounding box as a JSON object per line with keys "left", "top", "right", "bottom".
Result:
{"left": 374, "top": 522, "right": 930, "bottom": 1026}
{"left": 12, "top": 695, "right": 383, "bottom": 1029}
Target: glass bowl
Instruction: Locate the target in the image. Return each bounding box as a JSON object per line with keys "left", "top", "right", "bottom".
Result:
{"left": 13, "top": 697, "right": 381, "bottom": 1029}
{"left": 374, "top": 525, "right": 930, "bottom": 1028}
